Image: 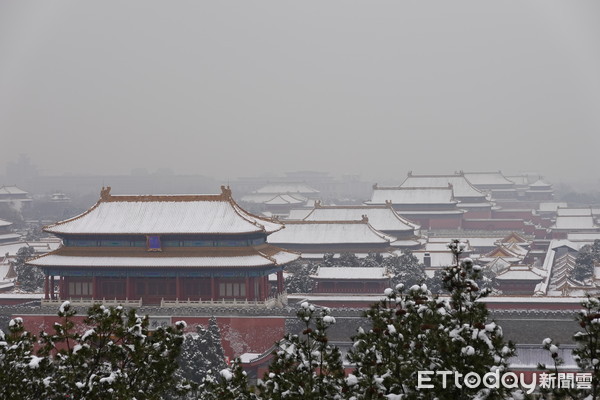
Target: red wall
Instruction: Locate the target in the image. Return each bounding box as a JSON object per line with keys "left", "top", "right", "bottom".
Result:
{"left": 181, "top": 316, "right": 285, "bottom": 358}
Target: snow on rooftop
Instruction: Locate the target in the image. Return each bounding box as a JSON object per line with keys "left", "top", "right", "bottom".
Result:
{"left": 556, "top": 207, "right": 593, "bottom": 217}
{"left": 45, "top": 188, "right": 283, "bottom": 235}
{"left": 400, "top": 174, "right": 487, "bottom": 199}
{"left": 263, "top": 194, "right": 306, "bottom": 205}
{"left": 538, "top": 202, "right": 568, "bottom": 212}
{"left": 411, "top": 250, "right": 455, "bottom": 267}
{"left": 552, "top": 215, "right": 599, "bottom": 231}
{"left": 0, "top": 186, "right": 29, "bottom": 195}
{"left": 286, "top": 209, "right": 314, "bottom": 220}
{"left": 550, "top": 240, "right": 580, "bottom": 251}
{"left": 269, "top": 221, "right": 394, "bottom": 245}
{"left": 529, "top": 179, "right": 552, "bottom": 188}
{"left": 303, "top": 206, "right": 419, "bottom": 232}
{"left": 567, "top": 232, "right": 600, "bottom": 242}
{"left": 312, "top": 266, "right": 388, "bottom": 280}
{"left": 495, "top": 265, "right": 546, "bottom": 281}
{"left": 367, "top": 186, "right": 457, "bottom": 205}
{"left": 29, "top": 251, "right": 299, "bottom": 268}
{"left": 462, "top": 171, "right": 515, "bottom": 186}
{"left": 239, "top": 353, "right": 262, "bottom": 363}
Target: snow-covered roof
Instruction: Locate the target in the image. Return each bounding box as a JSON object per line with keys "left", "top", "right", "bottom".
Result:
{"left": 263, "top": 194, "right": 306, "bottom": 205}
{"left": 0, "top": 185, "right": 29, "bottom": 195}
{"left": 399, "top": 173, "right": 487, "bottom": 199}
{"left": 286, "top": 209, "right": 314, "bottom": 220}
{"left": 567, "top": 232, "right": 600, "bottom": 242}
{"left": 411, "top": 251, "right": 455, "bottom": 267}
{"left": 549, "top": 240, "right": 580, "bottom": 252}
{"left": 253, "top": 183, "right": 320, "bottom": 194}
{"left": 0, "top": 233, "right": 22, "bottom": 242}
{"left": 0, "top": 219, "right": 12, "bottom": 228}
{"left": 538, "top": 202, "right": 568, "bottom": 213}
{"left": 506, "top": 175, "right": 530, "bottom": 186}
{"left": 495, "top": 265, "right": 546, "bottom": 281}
{"left": 269, "top": 220, "right": 395, "bottom": 245}
{"left": 485, "top": 257, "right": 512, "bottom": 274}
{"left": 528, "top": 179, "right": 552, "bottom": 189}
{"left": 29, "top": 246, "right": 299, "bottom": 269}
{"left": 366, "top": 186, "right": 457, "bottom": 205}
{"left": 462, "top": 171, "right": 515, "bottom": 186}
{"left": 552, "top": 215, "right": 599, "bottom": 231}
{"left": 44, "top": 186, "right": 283, "bottom": 235}
{"left": 312, "top": 266, "right": 389, "bottom": 280}
{"left": 556, "top": 207, "right": 593, "bottom": 217}
{"left": 302, "top": 205, "right": 419, "bottom": 232}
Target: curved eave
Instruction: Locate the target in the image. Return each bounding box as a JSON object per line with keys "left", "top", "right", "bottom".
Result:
{"left": 27, "top": 250, "right": 299, "bottom": 269}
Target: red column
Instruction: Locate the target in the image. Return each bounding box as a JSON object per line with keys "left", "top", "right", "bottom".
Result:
{"left": 265, "top": 276, "right": 270, "bottom": 298}
{"left": 59, "top": 277, "right": 65, "bottom": 299}
{"left": 277, "top": 271, "right": 284, "bottom": 294}
{"left": 176, "top": 276, "right": 181, "bottom": 300}
{"left": 259, "top": 276, "right": 265, "bottom": 300}
{"left": 44, "top": 276, "right": 49, "bottom": 300}
{"left": 93, "top": 276, "right": 98, "bottom": 299}
{"left": 244, "top": 277, "right": 250, "bottom": 300}
{"left": 50, "top": 276, "right": 55, "bottom": 300}
{"left": 126, "top": 276, "right": 132, "bottom": 299}
{"left": 211, "top": 277, "right": 216, "bottom": 301}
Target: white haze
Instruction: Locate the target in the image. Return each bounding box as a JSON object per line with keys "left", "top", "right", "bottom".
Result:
{"left": 1, "top": 1, "right": 599, "bottom": 184}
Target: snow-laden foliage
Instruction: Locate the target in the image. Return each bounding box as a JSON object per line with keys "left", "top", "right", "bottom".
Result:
{"left": 259, "top": 302, "right": 345, "bottom": 400}
{"left": 200, "top": 358, "right": 259, "bottom": 400}
{"left": 573, "top": 240, "right": 600, "bottom": 283}
{"left": 347, "top": 239, "right": 516, "bottom": 400}
{"left": 177, "top": 316, "right": 227, "bottom": 385}
{"left": 12, "top": 246, "right": 44, "bottom": 292}
{"left": 0, "top": 303, "right": 189, "bottom": 400}
{"left": 285, "top": 261, "right": 317, "bottom": 294}
{"left": 0, "top": 317, "right": 50, "bottom": 399}
{"left": 382, "top": 250, "right": 427, "bottom": 288}
{"left": 542, "top": 295, "right": 600, "bottom": 399}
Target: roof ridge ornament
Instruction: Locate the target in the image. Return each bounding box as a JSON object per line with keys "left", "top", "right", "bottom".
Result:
{"left": 100, "top": 186, "right": 112, "bottom": 201}
{"left": 315, "top": 200, "right": 322, "bottom": 208}
{"left": 220, "top": 185, "right": 232, "bottom": 198}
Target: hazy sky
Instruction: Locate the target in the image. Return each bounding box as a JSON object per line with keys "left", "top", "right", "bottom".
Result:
{"left": 1, "top": 1, "right": 599, "bottom": 183}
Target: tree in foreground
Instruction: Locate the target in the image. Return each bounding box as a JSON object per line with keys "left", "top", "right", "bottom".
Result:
{"left": 285, "top": 260, "right": 317, "bottom": 293}
{"left": 201, "top": 358, "right": 258, "bottom": 400}
{"left": 12, "top": 246, "right": 43, "bottom": 292}
{"left": 178, "top": 316, "right": 227, "bottom": 385}
{"left": 0, "top": 302, "right": 189, "bottom": 400}
{"left": 573, "top": 240, "right": 600, "bottom": 283}
{"left": 383, "top": 249, "right": 427, "bottom": 288}
{"left": 347, "top": 239, "right": 516, "bottom": 400}
{"left": 259, "top": 302, "right": 345, "bottom": 400}
{"left": 541, "top": 295, "right": 600, "bottom": 399}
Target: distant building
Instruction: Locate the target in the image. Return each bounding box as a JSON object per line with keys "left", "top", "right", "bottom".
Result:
{"left": 0, "top": 185, "right": 32, "bottom": 213}
{"left": 495, "top": 264, "right": 546, "bottom": 295}
{"left": 268, "top": 218, "right": 395, "bottom": 258}
{"left": 294, "top": 202, "right": 422, "bottom": 248}
{"left": 399, "top": 172, "right": 493, "bottom": 219}
{"left": 366, "top": 185, "right": 464, "bottom": 230}
{"left": 28, "top": 186, "right": 298, "bottom": 307}
{"left": 311, "top": 266, "right": 390, "bottom": 294}
{"left": 462, "top": 171, "right": 518, "bottom": 200}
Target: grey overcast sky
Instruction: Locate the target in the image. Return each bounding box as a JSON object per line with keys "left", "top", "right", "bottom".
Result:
{"left": 1, "top": 1, "right": 599, "bottom": 183}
